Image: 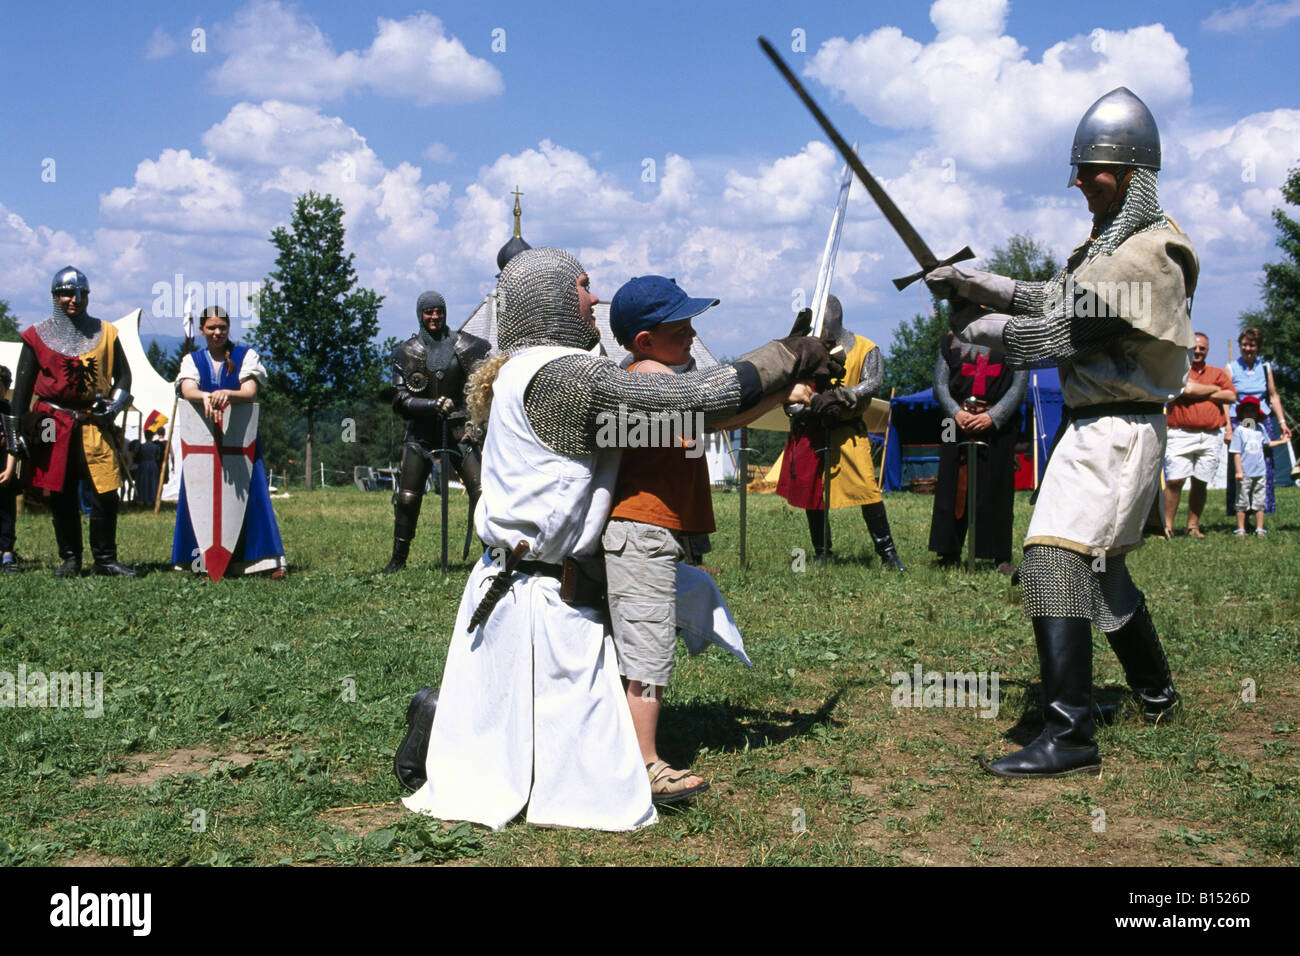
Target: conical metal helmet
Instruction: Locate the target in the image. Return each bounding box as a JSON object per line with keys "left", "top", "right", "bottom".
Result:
{"left": 51, "top": 265, "right": 90, "bottom": 296}
{"left": 1067, "top": 87, "right": 1160, "bottom": 187}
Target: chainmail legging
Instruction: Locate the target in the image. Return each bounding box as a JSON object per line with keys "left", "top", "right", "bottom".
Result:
{"left": 1018, "top": 544, "right": 1141, "bottom": 631}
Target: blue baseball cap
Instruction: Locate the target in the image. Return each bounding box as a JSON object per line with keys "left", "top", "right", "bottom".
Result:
{"left": 609, "top": 275, "right": 719, "bottom": 347}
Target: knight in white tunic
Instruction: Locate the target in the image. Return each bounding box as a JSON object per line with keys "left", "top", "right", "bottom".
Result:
{"left": 926, "top": 88, "right": 1193, "bottom": 778}
{"left": 398, "top": 247, "right": 840, "bottom": 830}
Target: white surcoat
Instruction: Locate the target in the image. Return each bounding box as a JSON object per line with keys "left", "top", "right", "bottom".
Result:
{"left": 403, "top": 346, "right": 656, "bottom": 831}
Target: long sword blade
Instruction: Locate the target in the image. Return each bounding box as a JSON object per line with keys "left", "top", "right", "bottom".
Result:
{"left": 758, "top": 37, "right": 974, "bottom": 289}
{"left": 809, "top": 144, "right": 855, "bottom": 338}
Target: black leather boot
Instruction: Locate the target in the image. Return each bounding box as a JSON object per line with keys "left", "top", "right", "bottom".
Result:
{"left": 382, "top": 537, "right": 412, "bottom": 575}
{"left": 382, "top": 491, "right": 422, "bottom": 573}
{"left": 88, "top": 503, "right": 137, "bottom": 577}
{"left": 54, "top": 555, "right": 82, "bottom": 578}
{"left": 50, "top": 493, "right": 83, "bottom": 578}
{"left": 394, "top": 686, "right": 439, "bottom": 792}
{"left": 1105, "top": 598, "right": 1180, "bottom": 723}
{"left": 805, "top": 509, "right": 833, "bottom": 563}
{"left": 862, "top": 502, "right": 906, "bottom": 571}
{"left": 980, "top": 617, "right": 1101, "bottom": 778}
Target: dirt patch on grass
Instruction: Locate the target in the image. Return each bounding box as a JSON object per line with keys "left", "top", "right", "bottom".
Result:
{"left": 318, "top": 801, "right": 405, "bottom": 836}
{"left": 79, "top": 746, "right": 256, "bottom": 788}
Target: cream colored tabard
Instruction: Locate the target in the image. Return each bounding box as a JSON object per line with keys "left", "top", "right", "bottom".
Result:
{"left": 1025, "top": 412, "right": 1165, "bottom": 557}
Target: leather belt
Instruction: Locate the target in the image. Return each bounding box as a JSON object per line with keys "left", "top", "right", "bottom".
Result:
{"left": 1066, "top": 401, "right": 1165, "bottom": 421}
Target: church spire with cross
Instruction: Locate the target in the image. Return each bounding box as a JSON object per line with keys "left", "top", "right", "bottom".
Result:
{"left": 496, "top": 186, "right": 532, "bottom": 272}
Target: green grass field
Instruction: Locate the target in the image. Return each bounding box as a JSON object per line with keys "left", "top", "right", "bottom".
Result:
{"left": 1, "top": 484, "right": 1297, "bottom": 866}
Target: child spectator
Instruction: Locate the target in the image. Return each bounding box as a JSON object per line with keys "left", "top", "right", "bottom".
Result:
{"left": 1229, "top": 396, "right": 1288, "bottom": 536}
{"left": 603, "top": 275, "right": 809, "bottom": 803}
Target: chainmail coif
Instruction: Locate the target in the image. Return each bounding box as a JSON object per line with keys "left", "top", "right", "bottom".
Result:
{"left": 1012, "top": 168, "right": 1168, "bottom": 317}
{"left": 39, "top": 272, "right": 104, "bottom": 356}
{"left": 496, "top": 247, "right": 598, "bottom": 353}
{"left": 1002, "top": 168, "right": 1169, "bottom": 367}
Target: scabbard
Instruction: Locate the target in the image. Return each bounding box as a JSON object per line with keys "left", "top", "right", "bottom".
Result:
{"left": 467, "top": 541, "right": 530, "bottom": 632}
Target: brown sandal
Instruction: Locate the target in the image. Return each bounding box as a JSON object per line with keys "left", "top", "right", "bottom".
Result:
{"left": 647, "top": 760, "right": 710, "bottom": 805}
{"left": 1185, "top": 527, "right": 1206, "bottom": 539}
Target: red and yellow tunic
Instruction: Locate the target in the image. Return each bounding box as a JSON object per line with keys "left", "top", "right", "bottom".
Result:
{"left": 777, "top": 333, "right": 883, "bottom": 510}
{"left": 20, "top": 323, "right": 123, "bottom": 494}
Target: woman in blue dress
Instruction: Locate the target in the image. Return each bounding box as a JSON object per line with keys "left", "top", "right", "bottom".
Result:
{"left": 172, "top": 306, "right": 287, "bottom": 578}
{"left": 1225, "top": 326, "right": 1292, "bottom": 516}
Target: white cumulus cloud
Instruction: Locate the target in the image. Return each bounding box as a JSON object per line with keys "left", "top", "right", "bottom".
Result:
{"left": 805, "top": 1, "right": 1192, "bottom": 170}
{"left": 210, "top": 1, "right": 502, "bottom": 105}
{"left": 722, "top": 141, "right": 837, "bottom": 224}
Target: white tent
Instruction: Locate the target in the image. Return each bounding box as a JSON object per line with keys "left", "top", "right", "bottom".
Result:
{"left": 458, "top": 295, "right": 738, "bottom": 483}
{"left": 1, "top": 309, "right": 183, "bottom": 501}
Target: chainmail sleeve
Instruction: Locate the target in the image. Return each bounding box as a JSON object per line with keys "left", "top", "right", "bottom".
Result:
{"left": 855, "top": 346, "right": 884, "bottom": 398}
{"left": 933, "top": 351, "right": 959, "bottom": 419}
{"left": 1000, "top": 291, "right": 1133, "bottom": 369}
{"left": 1010, "top": 280, "right": 1053, "bottom": 316}
{"left": 987, "top": 368, "right": 1028, "bottom": 430}
{"left": 524, "top": 354, "right": 744, "bottom": 456}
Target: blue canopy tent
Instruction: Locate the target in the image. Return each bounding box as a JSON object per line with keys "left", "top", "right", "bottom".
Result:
{"left": 881, "top": 368, "right": 1064, "bottom": 492}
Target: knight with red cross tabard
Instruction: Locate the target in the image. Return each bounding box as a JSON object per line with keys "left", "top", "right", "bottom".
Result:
{"left": 927, "top": 331, "right": 1028, "bottom": 573}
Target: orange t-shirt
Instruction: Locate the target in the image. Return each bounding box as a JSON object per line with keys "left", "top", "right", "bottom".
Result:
{"left": 608, "top": 362, "right": 715, "bottom": 534}
{"left": 1166, "top": 363, "right": 1234, "bottom": 431}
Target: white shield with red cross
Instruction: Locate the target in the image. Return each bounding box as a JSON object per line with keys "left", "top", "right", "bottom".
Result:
{"left": 177, "top": 400, "right": 258, "bottom": 581}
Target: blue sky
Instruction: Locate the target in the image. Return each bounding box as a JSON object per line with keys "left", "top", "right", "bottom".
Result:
{"left": 2, "top": 0, "right": 1297, "bottom": 364}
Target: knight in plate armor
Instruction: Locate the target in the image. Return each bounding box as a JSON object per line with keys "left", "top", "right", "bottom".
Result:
{"left": 382, "top": 291, "right": 490, "bottom": 573}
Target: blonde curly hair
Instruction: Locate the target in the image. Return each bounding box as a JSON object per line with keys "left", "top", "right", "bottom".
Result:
{"left": 465, "top": 353, "right": 511, "bottom": 430}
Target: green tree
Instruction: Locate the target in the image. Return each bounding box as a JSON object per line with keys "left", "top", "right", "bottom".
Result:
{"left": 882, "top": 233, "right": 1061, "bottom": 396}
{"left": 979, "top": 232, "right": 1061, "bottom": 282}
{"left": 881, "top": 307, "right": 950, "bottom": 397}
{"left": 0, "top": 300, "right": 21, "bottom": 342}
{"left": 1240, "top": 164, "right": 1300, "bottom": 416}
{"left": 248, "top": 192, "right": 383, "bottom": 490}
{"left": 145, "top": 339, "right": 185, "bottom": 381}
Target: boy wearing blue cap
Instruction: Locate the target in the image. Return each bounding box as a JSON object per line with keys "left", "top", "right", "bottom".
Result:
{"left": 603, "top": 276, "right": 809, "bottom": 803}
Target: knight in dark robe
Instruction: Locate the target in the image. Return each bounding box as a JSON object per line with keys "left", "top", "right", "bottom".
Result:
{"left": 928, "top": 332, "right": 1028, "bottom": 573}
{"left": 382, "top": 291, "right": 491, "bottom": 573}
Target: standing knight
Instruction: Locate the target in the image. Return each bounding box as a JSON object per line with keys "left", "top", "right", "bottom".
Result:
{"left": 382, "top": 291, "right": 490, "bottom": 573}
{"left": 7, "top": 267, "right": 137, "bottom": 577}
{"left": 927, "top": 88, "right": 1193, "bottom": 777}
{"left": 777, "top": 294, "right": 906, "bottom": 570}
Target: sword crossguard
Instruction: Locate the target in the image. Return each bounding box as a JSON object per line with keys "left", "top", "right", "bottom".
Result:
{"left": 892, "top": 246, "right": 977, "bottom": 291}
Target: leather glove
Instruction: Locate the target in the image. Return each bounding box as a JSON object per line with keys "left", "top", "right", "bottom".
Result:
{"left": 810, "top": 388, "right": 851, "bottom": 424}
{"left": 925, "top": 266, "right": 1016, "bottom": 310}
{"left": 777, "top": 332, "right": 845, "bottom": 388}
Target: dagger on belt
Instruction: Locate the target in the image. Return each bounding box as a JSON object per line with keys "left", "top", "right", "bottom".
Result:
{"left": 757, "top": 37, "right": 977, "bottom": 295}
{"left": 466, "top": 540, "right": 531, "bottom": 632}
